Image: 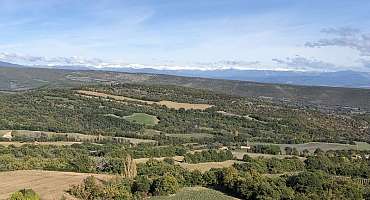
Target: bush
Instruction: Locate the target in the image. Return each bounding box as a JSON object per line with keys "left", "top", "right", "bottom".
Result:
{"left": 10, "top": 189, "right": 40, "bottom": 200}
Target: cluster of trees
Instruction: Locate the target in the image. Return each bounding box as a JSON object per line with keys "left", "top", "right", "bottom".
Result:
{"left": 70, "top": 157, "right": 370, "bottom": 200}
{"left": 235, "top": 155, "right": 305, "bottom": 174}
{"left": 69, "top": 159, "right": 192, "bottom": 199}
{"left": 183, "top": 150, "right": 233, "bottom": 164}
{"left": 249, "top": 144, "right": 282, "bottom": 155}
{"left": 0, "top": 144, "right": 137, "bottom": 177}
{"left": 210, "top": 168, "right": 368, "bottom": 199}
{"left": 305, "top": 152, "right": 370, "bottom": 178}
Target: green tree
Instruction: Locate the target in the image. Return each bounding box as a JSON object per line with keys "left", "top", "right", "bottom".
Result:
{"left": 152, "top": 174, "right": 180, "bottom": 196}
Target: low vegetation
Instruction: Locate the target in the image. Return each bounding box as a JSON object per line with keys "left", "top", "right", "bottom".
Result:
{"left": 10, "top": 189, "right": 40, "bottom": 200}
{"left": 151, "top": 187, "right": 238, "bottom": 200}
{"left": 183, "top": 150, "right": 234, "bottom": 164}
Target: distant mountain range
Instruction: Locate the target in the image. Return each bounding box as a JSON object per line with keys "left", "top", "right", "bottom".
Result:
{"left": 0, "top": 61, "right": 23, "bottom": 68}
{"left": 1, "top": 60, "right": 370, "bottom": 88}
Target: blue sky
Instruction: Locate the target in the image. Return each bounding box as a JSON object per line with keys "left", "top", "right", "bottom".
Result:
{"left": 0, "top": 0, "right": 370, "bottom": 71}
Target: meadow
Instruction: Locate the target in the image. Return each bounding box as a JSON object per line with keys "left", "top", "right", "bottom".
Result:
{"left": 151, "top": 187, "right": 239, "bottom": 200}
{"left": 124, "top": 113, "right": 159, "bottom": 126}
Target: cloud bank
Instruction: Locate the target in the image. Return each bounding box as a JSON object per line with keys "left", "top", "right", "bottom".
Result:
{"left": 272, "top": 56, "right": 339, "bottom": 72}
{"left": 0, "top": 49, "right": 368, "bottom": 72}
{"left": 305, "top": 27, "right": 370, "bottom": 56}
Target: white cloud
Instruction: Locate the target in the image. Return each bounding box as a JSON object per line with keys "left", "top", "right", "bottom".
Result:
{"left": 1, "top": 52, "right": 369, "bottom": 72}
{"left": 272, "top": 55, "right": 340, "bottom": 72}
{"left": 305, "top": 27, "right": 370, "bottom": 56}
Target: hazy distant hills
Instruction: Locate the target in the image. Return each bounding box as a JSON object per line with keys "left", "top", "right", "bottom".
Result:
{"left": 0, "top": 61, "right": 24, "bottom": 68}
{"left": 1, "top": 65, "right": 370, "bottom": 111}
{"left": 1, "top": 61, "right": 370, "bottom": 88}
{"left": 108, "top": 68, "right": 370, "bottom": 89}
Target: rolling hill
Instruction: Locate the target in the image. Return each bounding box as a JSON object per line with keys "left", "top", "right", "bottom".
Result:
{"left": 1, "top": 66, "right": 370, "bottom": 112}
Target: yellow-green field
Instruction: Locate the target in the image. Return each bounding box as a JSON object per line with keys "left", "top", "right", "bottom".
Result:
{"left": 150, "top": 187, "right": 239, "bottom": 200}
{"left": 124, "top": 113, "right": 159, "bottom": 125}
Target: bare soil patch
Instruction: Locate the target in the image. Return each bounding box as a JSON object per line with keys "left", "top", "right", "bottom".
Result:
{"left": 0, "top": 170, "right": 112, "bottom": 200}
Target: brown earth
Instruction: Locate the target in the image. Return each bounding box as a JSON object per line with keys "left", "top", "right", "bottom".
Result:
{"left": 0, "top": 170, "right": 113, "bottom": 200}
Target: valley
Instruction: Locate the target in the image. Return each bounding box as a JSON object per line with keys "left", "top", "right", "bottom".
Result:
{"left": 0, "top": 67, "right": 370, "bottom": 199}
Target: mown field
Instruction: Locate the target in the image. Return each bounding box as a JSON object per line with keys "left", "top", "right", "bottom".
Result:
{"left": 151, "top": 187, "right": 239, "bottom": 200}
{"left": 0, "top": 170, "right": 112, "bottom": 200}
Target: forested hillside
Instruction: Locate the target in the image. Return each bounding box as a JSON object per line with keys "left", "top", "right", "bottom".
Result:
{"left": 1, "top": 66, "right": 370, "bottom": 112}
{"left": 0, "top": 83, "right": 368, "bottom": 144}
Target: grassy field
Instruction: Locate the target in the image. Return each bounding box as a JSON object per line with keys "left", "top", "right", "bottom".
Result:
{"left": 124, "top": 113, "right": 159, "bottom": 126}
{"left": 151, "top": 187, "right": 239, "bottom": 200}
{"left": 0, "top": 170, "right": 112, "bottom": 200}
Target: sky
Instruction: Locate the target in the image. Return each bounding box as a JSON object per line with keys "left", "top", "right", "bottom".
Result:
{"left": 0, "top": 0, "right": 370, "bottom": 71}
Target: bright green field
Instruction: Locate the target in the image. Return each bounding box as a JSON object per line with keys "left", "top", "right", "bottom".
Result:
{"left": 124, "top": 113, "right": 159, "bottom": 126}
{"left": 151, "top": 187, "right": 238, "bottom": 200}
